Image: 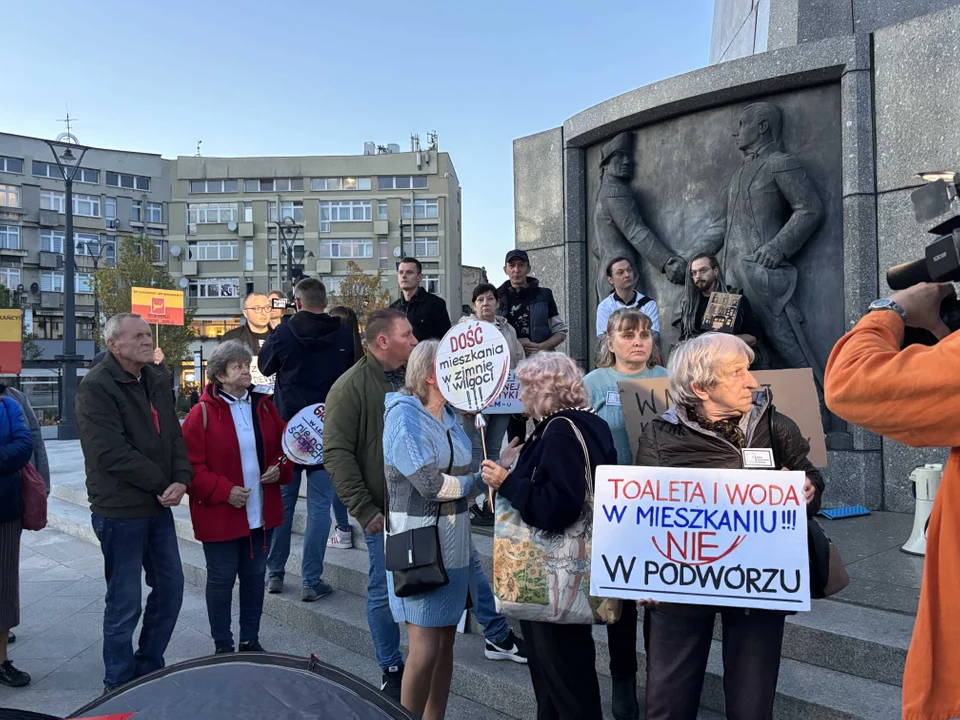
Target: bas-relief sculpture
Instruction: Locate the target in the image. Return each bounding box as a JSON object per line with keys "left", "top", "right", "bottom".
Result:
{"left": 590, "top": 101, "right": 830, "bottom": 409}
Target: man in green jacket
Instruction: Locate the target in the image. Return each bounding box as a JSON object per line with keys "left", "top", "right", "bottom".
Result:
{"left": 76, "top": 313, "right": 192, "bottom": 692}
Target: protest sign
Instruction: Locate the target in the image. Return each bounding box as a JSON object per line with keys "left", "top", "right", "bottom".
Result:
{"left": 619, "top": 368, "right": 827, "bottom": 467}
{"left": 484, "top": 370, "right": 522, "bottom": 414}
{"left": 0, "top": 309, "right": 22, "bottom": 374}
{"left": 591, "top": 464, "right": 810, "bottom": 611}
{"left": 282, "top": 402, "right": 324, "bottom": 466}
{"left": 131, "top": 287, "right": 184, "bottom": 326}
{"left": 435, "top": 319, "right": 510, "bottom": 413}
{"left": 250, "top": 356, "right": 275, "bottom": 394}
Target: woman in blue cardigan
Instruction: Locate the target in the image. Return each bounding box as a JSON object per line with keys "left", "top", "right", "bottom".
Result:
{"left": 383, "top": 339, "right": 518, "bottom": 718}
{"left": 0, "top": 394, "right": 34, "bottom": 688}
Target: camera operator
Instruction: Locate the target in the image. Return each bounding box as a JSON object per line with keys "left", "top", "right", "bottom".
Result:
{"left": 258, "top": 278, "right": 356, "bottom": 601}
{"left": 824, "top": 281, "right": 957, "bottom": 720}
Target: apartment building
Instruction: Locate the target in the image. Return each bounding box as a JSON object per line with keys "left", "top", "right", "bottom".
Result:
{"left": 168, "top": 146, "right": 462, "bottom": 347}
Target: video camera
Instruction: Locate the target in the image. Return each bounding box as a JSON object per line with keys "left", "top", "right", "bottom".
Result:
{"left": 886, "top": 173, "right": 960, "bottom": 343}
{"left": 271, "top": 297, "right": 295, "bottom": 310}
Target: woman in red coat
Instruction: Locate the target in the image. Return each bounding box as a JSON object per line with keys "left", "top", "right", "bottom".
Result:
{"left": 182, "top": 340, "right": 292, "bottom": 654}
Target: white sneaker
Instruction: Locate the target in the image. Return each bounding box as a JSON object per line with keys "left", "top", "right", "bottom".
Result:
{"left": 326, "top": 527, "right": 353, "bottom": 549}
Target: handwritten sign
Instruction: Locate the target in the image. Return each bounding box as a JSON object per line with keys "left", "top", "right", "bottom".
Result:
{"left": 619, "top": 369, "right": 827, "bottom": 468}
{"left": 250, "top": 357, "right": 274, "bottom": 395}
{"left": 435, "top": 319, "right": 510, "bottom": 412}
{"left": 483, "top": 371, "right": 522, "bottom": 414}
{"left": 591, "top": 465, "right": 810, "bottom": 611}
{"left": 282, "top": 403, "right": 325, "bottom": 466}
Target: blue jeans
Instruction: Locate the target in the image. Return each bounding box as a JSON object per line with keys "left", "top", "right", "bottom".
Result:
{"left": 90, "top": 509, "right": 184, "bottom": 689}
{"left": 467, "top": 414, "right": 511, "bottom": 472}
{"left": 202, "top": 527, "right": 272, "bottom": 649}
{"left": 267, "top": 466, "right": 347, "bottom": 587}
{"left": 366, "top": 532, "right": 511, "bottom": 671}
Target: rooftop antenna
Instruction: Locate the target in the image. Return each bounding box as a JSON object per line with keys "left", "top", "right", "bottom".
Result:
{"left": 57, "top": 109, "right": 78, "bottom": 139}
{"left": 411, "top": 133, "right": 421, "bottom": 153}
{"left": 427, "top": 131, "right": 438, "bottom": 151}
{"left": 195, "top": 140, "right": 202, "bottom": 157}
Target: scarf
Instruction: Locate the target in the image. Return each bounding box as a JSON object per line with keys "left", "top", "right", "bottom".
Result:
{"left": 685, "top": 405, "right": 746, "bottom": 449}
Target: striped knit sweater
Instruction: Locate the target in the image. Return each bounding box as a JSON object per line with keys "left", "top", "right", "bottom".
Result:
{"left": 383, "top": 392, "right": 478, "bottom": 627}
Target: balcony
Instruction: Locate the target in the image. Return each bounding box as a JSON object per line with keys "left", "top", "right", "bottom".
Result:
{"left": 38, "top": 210, "right": 59, "bottom": 228}
{"left": 41, "top": 292, "right": 62, "bottom": 309}
{"left": 39, "top": 252, "right": 62, "bottom": 269}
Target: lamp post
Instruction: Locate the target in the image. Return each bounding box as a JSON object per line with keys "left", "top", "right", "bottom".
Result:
{"left": 275, "top": 217, "right": 304, "bottom": 299}
{"left": 45, "top": 133, "right": 89, "bottom": 441}
{"left": 78, "top": 240, "right": 107, "bottom": 355}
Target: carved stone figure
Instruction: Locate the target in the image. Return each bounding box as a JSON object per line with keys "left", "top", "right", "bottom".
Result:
{"left": 593, "top": 132, "right": 686, "bottom": 302}
{"left": 699, "top": 102, "right": 826, "bottom": 392}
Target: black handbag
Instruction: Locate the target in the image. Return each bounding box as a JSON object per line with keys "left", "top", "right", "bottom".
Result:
{"left": 384, "top": 431, "right": 453, "bottom": 598}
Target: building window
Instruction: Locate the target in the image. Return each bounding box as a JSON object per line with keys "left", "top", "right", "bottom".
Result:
{"left": 401, "top": 199, "right": 439, "bottom": 220}
{"left": 242, "top": 202, "right": 253, "bottom": 222}
{"left": 244, "top": 178, "right": 303, "bottom": 192}
{"left": 245, "top": 242, "right": 254, "bottom": 271}
{"left": 0, "top": 225, "right": 20, "bottom": 250}
{"left": 40, "top": 190, "right": 65, "bottom": 213}
{"left": 190, "top": 179, "right": 238, "bottom": 194}
{"left": 73, "top": 194, "right": 101, "bottom": 217}
{"left": 414, "top": 239, "right": 440, "bottom": 257}
{"left": 0, "top": 157, "right": 23, "bottom": 174}
{"left": 378, "top": 200, "right": 388, "bottom": 220}
{"left": 268, "top": 201, "right": 303, "bottom": 223}
{"left": 378, "top": 240, "right": 387, "bottom": 270}
{"left": 132, "top": 200, "right": 142, "bottom": 222}
{"left": 268, "top": 240, "right": 304, "bottom": 260}
{"left": 379, "top": 176, "right": 428, "bottom": 190}
{"left": 188, "top": 318, "right": 241, "bottom": 339}
{"left": 414, "top": 223, "right": 439, "bottom": 232}
{"left": 324, "top": 276, "right": 346, "bottom": 294}
{"left": 41, "top": 271, "right": 94, "bottom": 294}
{"left": 318, "top": 200, "right": 372, "bottom": 231}
{"left": 311, "top": 177, "right": 371, "bottom": 191}
{"left": 188, "top": 277, "right": 240, "bottom": 298}
{"left": 0, "top": 267, "right": 20, "bottom": 289}
{"left": 147, "top": 202, "right": 163, "bottom": 222}
{"left": 319, "top": 238, "right": 373, "bottom": 259}
{"left": 187, "top": 203, "right": 238, "bottom": 224}
{"left": 106, "top": 172, "right": 150, "bottom": 191}
{"left": 105, "top": 198, "right": 117, "bottom": 220}
{"left": 0, "top": 184, "right": 21, "bottom": 208}
{"left": 36, "top": 162, "right": 95, "bottom": 182}
{"left": 421, "top": 274, "right": 440, "bottom": 295}
{"left": 189, "top": 240, "right": 239, "bottom": 261}
{"left": 40, "top": 230, "right": 65, "bottom": 252}
{"left": 74, "top": 232, "right": 102, "bottom": 255}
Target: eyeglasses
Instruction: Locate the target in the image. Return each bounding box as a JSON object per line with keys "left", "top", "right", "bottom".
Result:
{"left": 244, "top": 306, "right": 271, "bottom": 313}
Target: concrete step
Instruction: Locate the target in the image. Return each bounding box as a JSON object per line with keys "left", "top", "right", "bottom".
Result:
{"left": 51, "top": 481, "right": 911, "bottom": 688}
{"left": 47, "top": 493, "right": 900, "bottom": 719}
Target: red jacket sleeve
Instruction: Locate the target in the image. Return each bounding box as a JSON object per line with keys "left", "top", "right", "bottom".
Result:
{"left": 183, "top": 405, "right": 236, "bottom": 504}
{"left": 825, "top": 312, "right": 960, "bottom": 448}
{"left": 264, "top": 399, "right": 293, "bottom": 485}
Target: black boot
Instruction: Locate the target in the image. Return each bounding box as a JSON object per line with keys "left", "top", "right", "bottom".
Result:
{"left": 0, "top": 660, "right": 31, "bottom": 688}
{"left": 611, "top": 674, "right": 640, "bottom": 720}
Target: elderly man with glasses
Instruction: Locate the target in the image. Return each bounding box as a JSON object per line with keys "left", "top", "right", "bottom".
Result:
{"left": 221, "top": 293, "right": 274, "bottom": 355}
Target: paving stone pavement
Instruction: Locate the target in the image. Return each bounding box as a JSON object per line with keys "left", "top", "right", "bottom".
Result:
{"left": 0, "top": 528, "right": 515, "bottom": 719}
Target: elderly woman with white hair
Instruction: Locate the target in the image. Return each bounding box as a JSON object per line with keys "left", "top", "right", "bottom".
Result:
{"left": 635, "top": 332, "right": 824, "bottom": 720}
{"left": 383, "top": 339, "right": 522, "bottom": 719}
{"left": 182, "top": 340, "right": 292, "bottom": 655}
{"left": 482, "top": 351, "right": 617, "bottom": 720}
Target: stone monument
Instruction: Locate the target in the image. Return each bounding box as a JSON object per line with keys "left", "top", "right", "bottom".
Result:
{"left": 512, "top": 0, "right": 960, "bottom": 512}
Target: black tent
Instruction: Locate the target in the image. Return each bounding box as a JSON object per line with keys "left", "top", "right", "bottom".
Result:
{"left": 2, "top": 654, "right": 411, "bottom": 720}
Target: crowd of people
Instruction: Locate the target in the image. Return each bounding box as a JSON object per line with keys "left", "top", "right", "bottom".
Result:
{"left": 8, "top": 242, "right": 958, "bottom": 720}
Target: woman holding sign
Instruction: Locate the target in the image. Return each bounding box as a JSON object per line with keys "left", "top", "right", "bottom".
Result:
{"left": 383, "top": 340, "right": 522, "bottom": 719}
{"left": 635, "top": 333, "right": 823, "bottom": 720}
{"left": 583, "top": 308, "right": 666, "bottom": 720}
{"left": 182, "top": 340, "right": 292, "bottom": 655}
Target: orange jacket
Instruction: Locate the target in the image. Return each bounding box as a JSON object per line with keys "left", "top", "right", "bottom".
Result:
{"left": 825, "top": 311, "right": 960, "bottom": 720}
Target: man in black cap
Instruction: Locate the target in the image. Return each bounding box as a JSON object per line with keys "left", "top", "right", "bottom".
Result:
{"left": 594, "top": 131, "right": 686, "bottom": 302}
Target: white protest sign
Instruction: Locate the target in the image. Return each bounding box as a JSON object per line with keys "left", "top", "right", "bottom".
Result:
{"left": 483, "top": 370, "right": 522, "bottom": 414}
{"left": 435, "top": 320, "right": 510, "bottom": 413}
{"left": 250, "top": 356, "right": 275, "bottom": 395}
{"left": 590, "top": 465, "right": 809, "bottom": 612}
{"left": 282, "top": 402, "right": 325, "bottom": 466}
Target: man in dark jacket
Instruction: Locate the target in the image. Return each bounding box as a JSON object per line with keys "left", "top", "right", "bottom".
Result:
{"left": 259, "top": 278, "right": 355, "bottom": 602}
{"left": 390, "top": 257, "right": 452, "bottom": 342}
{"left": 221, "top": 293, "right": 273, "bottom": 354}
{"left": 76, "top": 313, "right": 192, "bottom": 692}
{"left": 634, "top": 332, "right": 823, "bottom": 720}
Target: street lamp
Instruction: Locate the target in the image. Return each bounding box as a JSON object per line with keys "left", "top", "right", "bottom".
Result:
{"left": 45, "top": 132, "right": 89, "bottom": 441}
{"left": 275, "top": 217, "right": 304, "bottom": 298}
{"left": 77, "top": 240, "right": 107, "bottom": 355}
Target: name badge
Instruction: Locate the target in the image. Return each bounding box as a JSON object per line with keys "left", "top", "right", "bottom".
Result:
{"left": 742, "top": 448, "right": 775, "bottom": 469}
{"left": 606, "top": 391, "right": 622, "bottom": 407}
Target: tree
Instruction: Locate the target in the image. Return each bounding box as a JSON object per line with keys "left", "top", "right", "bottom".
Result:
{"left": 93, "top": 234, "right": 196, "bottom": 372}
{"left": 0, "top": 285, "right": 43, "bottom": 362}
{"left": 327, "top": 261, "right": 391, "bottom": 327}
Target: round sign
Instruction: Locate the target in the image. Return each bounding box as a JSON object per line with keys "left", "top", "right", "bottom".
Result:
{"left": 435, "top": 320, "right": 511, "bottom": 413}
{"left": 282, "top": 403, "right": 325, "bottom": 466}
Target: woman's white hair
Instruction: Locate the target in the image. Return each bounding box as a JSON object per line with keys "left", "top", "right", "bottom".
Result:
{"left": 402, "top": 340, "right": 440, "bottom": 405}
{"left": 668, "top": 333, "right": 755, "bottom": 407}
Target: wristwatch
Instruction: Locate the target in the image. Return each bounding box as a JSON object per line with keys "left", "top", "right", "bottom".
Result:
{"left": 867, "top": 298, "right": 907, "bottom": 322}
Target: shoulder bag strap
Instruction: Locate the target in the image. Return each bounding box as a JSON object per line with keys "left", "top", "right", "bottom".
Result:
{"left": 549, "top": 417, "right": 594, "bottom": 502}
